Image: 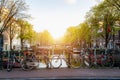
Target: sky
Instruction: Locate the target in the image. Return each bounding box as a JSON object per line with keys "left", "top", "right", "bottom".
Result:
{"left": 25, "top": 0, "right": 99, "bottom": 39}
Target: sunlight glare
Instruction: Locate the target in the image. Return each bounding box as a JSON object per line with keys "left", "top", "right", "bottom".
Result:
{"left": 50, "top": 30, "right": 64, "bottom": 39}
{"left": 65, "top": 0, "right": 77, "bottom": 5}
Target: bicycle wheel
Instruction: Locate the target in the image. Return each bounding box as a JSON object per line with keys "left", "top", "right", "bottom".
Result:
{"left": 21, "top": 59, "right": 34, "bottom": 71}
{"left": 7, "top": 59, "right": 13, "bottom": 72}
{"left": 70, "top": 54, "right": 83, "bottom": 68}
{"left": 84, "top": 54, "right": 91, "bottom": 68}
{"left": 51, "top": 56, "right": 62, "bottom": 68}
{"left": 102, "top": 55, "right": 114, "bottom": 68}
{"left": 32, "top": 58, "right": 39, "bottom": 69}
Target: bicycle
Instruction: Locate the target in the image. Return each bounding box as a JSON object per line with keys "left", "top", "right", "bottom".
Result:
{"left": 101, "top": 49, "right": 114, "bottom": 68}
{"left": 21, "top": 52, "right": 39, "bottom": 70}
{"left": 7, "top": 50, "right": 39, "bottom": 72}
{"left": 51, "top": 49, "right": 83, "bottom": 69}
{"left": 84, "top": 48, "right": 114, "bottom": 68}
{"left": 36, "top": 48, "right": 52, "bottom": 68}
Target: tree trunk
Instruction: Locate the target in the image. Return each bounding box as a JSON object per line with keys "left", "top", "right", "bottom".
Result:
{"left": 105, "top": 15, "right": 109, "bottom": 48}
{"left": 105, "top": 26, "right": 109, "bottom": 48}
{"left": 118, "top": 30, "right": 120, "bottom": 48}
{"left": 21, "top": 38, "right": 24, "bottom": 50}
{"left": 118, "top": 30, "right": 120, "bottom": 41}
{"left": 10, "top": 37, "right": 12, "bottom": 50}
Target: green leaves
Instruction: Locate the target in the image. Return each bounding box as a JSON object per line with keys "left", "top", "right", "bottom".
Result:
{"left": 63, "top": 22, "right": 90, "bottom": 48}
{"left": 37, "top": 30, "right": 54, "bottom": 46}
{"left": 63, "top": 0, "right": 120, "bottom": 48}
{"left": 17, "top": 19, "right": 35, "bottom": 48}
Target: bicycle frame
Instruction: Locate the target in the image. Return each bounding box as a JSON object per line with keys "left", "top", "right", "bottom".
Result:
{"left": 36, "top": 50, "right": 52, "bottom": 69}
{"left": 7, "top": 51, "right": 22, "bottom": 72}
{"left": 84, "top": 48, "right": 114, "bottom": 68}
{"left": 51, "top": 51, "right": 83, "bottom": 69}
{"left": 7, "top": 51, "right": 39, "bottom": 72}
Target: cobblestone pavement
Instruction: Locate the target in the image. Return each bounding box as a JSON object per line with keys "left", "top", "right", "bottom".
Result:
{"left": 0, "top": 68, "right": 120, "bottom": 80}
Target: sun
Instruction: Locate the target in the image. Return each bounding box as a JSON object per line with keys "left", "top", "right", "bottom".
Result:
{"left": 50, "top": 31, "right": 63, "bottom": 40}
{"left": 65, "top": 0, "right": 77, "bottom": 5}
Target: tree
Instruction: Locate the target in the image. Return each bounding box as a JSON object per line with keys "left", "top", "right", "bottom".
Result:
{"left": 7, "top": 19, "right": 19, "bottom": 50}
{"left": 37, "top": 30, "right": 54, "bottom": 46}
{"left": 0, "top": 0, "right": 28, "bottom": 34}
{"left": 106, "top": 0, "right": 120, "bottom": 11}
{"left": 17, "top": 19, "right": 34, "bottom": 50}
{"left": 77, "top": 22, "right": 90, "bottom": 48}
{"left": 63, "top": 22, "right": 91, "bottom": 49}
{"left": 63, "top": 26, "right": 77, "bottom": 46}
{"left": 85, "top": 0, "right": 120, "bottom": 48}
{"left": 29, "top": 30, "right": 38, "bottom": 46}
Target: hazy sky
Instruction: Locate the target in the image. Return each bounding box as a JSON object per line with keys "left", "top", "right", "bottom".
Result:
{"left": 25, "top": 0, "right": 98, "bottom": 39}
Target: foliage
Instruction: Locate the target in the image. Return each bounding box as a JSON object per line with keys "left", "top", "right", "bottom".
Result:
{"left": 63, "top": 26, "right": 78, "bottom": 45}
{"left": 63, "top": 23, "right": 90, "bottom": 48}
{"left": 85, "top": 0, "right": 120, "bottom": 47}
{"left": 37, "top": 30, "right": 54, "bottom": 46}
{"left": 0, "top": 0, "right": 28, "bottom": 34}
{"left": 17, "top": 19, "right": 35, "bottom": 49}
{"left": 106, "top": 0, "right": 120, "bottom": 11}
{"left": 63, "top": 0, "right": 120, "bottom": 48}
{"left": 7, "top": 19, "right": 19, "bottom": 50}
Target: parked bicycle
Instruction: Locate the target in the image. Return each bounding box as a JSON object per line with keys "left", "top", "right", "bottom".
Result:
{"left": 36, "top": 47, "right": 52, "bottom": 68}
{"left": 51, "top": 48, "right": 83, "bottom": 68}
{"left": 84, "top": 48, "right": 114, "bottom": 68}
{"left": 7, "top": 50, "right": 39, "bottom": 72}
{"left": 101, "top": 49, "right": 114, "bottom": 68}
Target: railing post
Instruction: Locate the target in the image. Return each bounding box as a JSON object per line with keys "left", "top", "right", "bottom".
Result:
{"left": 0, "top": 34, "right": 3, "bottom": 70}
{"left": 0, "top": 51, "right": 3, "bottom": 70}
